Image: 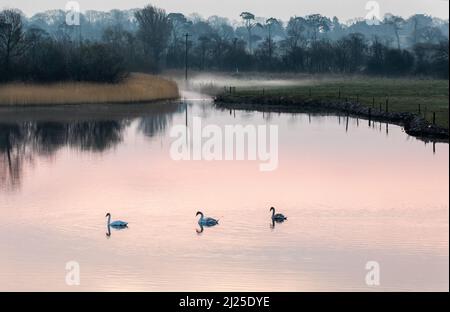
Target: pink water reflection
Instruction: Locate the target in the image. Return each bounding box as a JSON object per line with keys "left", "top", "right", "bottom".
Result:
{"left": 0, "top": 101, "right": 448, "bottom": 291}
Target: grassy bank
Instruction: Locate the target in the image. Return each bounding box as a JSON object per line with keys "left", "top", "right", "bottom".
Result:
{"left": 219, "top": 77, "right": 449, "bottom": 129}
{"left": 0, "top": 73, "right": 179, "bottom": 106}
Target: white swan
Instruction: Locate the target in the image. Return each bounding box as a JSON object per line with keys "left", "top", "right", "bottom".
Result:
{"left": 270, "top": 207, "right": 287, "bottom": 222}
{"left": 106, "top": 213, "right": 128, "bottom": 228}
{"left": 196, "top": 211, "right": 219, "bottom": 226}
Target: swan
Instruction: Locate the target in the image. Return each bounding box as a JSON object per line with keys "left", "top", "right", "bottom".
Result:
{"left": 196, "top": 224, "right": 204, "bottom": 234}
{"left": 106, "top": 213, "right": 128, "bottom": 228}
{"left": 196, "top": 211, "right": 219, "bottom": 226}
{"left": 270, "top": 207, "right": 287, "bottom": 222}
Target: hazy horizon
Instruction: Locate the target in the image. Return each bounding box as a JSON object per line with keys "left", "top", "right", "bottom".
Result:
{"left": 2, "top": 0, "right": 449, "bottom": 22}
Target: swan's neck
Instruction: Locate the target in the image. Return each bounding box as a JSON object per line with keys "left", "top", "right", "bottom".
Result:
{"left": 198, "top": 213, "right": 204, "bottom": 222}
{"left": 107, "top": 215, "right": 111, "bottom": 225}
{"left": 271, "top": 209, "right": 275, "bottom": 217}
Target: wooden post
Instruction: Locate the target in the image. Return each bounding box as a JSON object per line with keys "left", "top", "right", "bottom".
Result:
{"left": 385, "top": 99, "right": 389, "bottom": 113}
{"left": 433, "top": 112, "right": 436, "bottom": 125}
{"left": 338, "top": 88, "right": 341, "bottom": 99}
{"left": 418, "top": 104, "right": 421, "bottom": 114}
{"left": 345, "top": 114, "right": 349, "bottom": 132}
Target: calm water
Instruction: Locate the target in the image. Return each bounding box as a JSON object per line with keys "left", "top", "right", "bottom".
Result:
{"left": 0, "top": 92, "right": 448, "bottom": 291}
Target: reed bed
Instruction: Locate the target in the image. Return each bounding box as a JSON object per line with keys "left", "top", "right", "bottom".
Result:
{"left": 0, "top": 73, "right": 179, "bottom": 106}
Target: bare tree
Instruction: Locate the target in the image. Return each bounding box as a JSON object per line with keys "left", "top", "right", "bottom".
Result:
{"left": 384, "top": 14, "right": 404, "bottom": 49}
{"left": 286, "top": 17, "right": 307, "bottom": 49}
{"left": 0, "top": 9, "right": 26, "bottom": 80}
{"left": 240, "top": 12, "right": 257, "bottom": 53}
{"left": 262, "top": 18, "right": 280, "bottom": 59}
{"left": 135, "top": 5, "right": 172, "bottom": 70}
{"left": 305, "top": 14, "right": 330, "bottom": 42}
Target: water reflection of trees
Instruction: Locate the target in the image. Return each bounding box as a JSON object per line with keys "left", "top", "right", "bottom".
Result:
{"left": 138, "top": 103, "right": 184, "bottom": 137}
{"left": 0, "top": 120, "right": 126, "bottom": 191}
{"left": 0, "top": 124, "right": 31, "bottom": 190}
{"left": 0, "top": 102, "right": 182, "bottom": 191}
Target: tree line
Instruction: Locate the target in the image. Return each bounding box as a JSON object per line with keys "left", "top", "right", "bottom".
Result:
{"left": 0, "top": 5, "right": 448, "bottom": 83}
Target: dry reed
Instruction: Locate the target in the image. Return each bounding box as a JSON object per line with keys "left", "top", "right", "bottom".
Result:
{"left": 0, "top": 73, "right": 179, "bottom": 106}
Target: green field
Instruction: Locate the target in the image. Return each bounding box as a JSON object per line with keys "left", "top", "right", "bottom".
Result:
{"left": 228, "top": 78, "right": 449, "bottom": 129}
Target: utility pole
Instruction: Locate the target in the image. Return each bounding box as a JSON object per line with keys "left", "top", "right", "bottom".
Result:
{"left": 184, "top": 33, "right": 190, "bottom": 81}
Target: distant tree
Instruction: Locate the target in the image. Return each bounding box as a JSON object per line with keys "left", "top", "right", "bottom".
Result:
{"left": 0, "top": 9, "right": 27, "bottom": 81}
{"left": 417, "top": 26, "right": 445, "bottom": 44}
{"left": 167, "top": 13, "right": 190, "bottom": 68}
{"left": 197, "top": 35, "right": 211, "bottom": 69}
{"left": 384, "top": 14, "right": 404, "bottom": 49}
{"left": 366, "top": 38, "right": 386, "bottom": 74}
{"left": 410, "top": 14, "right": 428, "bottom": 45}
{"left": 280, "top": 17, "right": 309, "bottom": 72}
{"left": 240, "top": 12, "right": 257, "bottom": 53}
{"left": 262, "top": 18, "right": 280, "bottom": 60}
{"left": 135, "top": 5, "right": 172, "bottom": 71}
{"left": 384, "top": 48, "right": 414, "bottom": 75}
{"left": 286, "top": 17, "right": 307, "bottom": 48}
{"left": 305, "top": 14, "right": 331, "bottom": 42}
{"left": 430, "top": 40, "right": 449, "bottom": 78}
{"left": 168, "top": 12, "right": 189, "bottom": 44}
{"left": 78, "top": 43, "right": 127, "bottom": 82}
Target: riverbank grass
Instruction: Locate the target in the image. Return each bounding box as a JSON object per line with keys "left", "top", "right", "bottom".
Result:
{"left": 0, "top": 73, "right": 179, "bottom": 106}
{"left": 227, "top": 78, "right": 449, "bottom": 129}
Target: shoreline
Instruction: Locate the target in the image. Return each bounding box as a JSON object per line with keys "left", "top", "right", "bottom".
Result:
{"left": 214, "top": 94, "right": 449, "bottom": 143}
{"left": 0, "top": 101, "right": 181, "bottom": 123}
